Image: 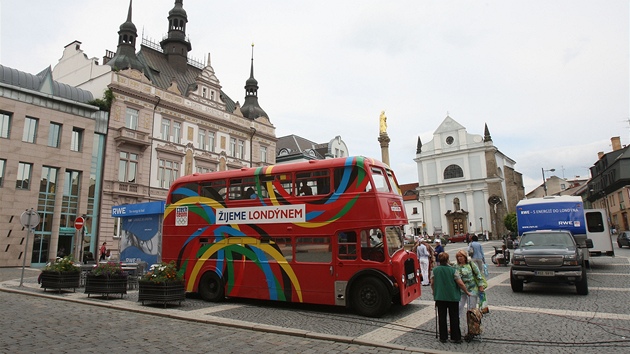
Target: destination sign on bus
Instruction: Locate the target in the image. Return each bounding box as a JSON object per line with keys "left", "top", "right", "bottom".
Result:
{"left": 215, "top": 205, "right": 306, "bottom": 225}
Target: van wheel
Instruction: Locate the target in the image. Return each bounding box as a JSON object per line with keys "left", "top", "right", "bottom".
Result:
{"left": 510, "top": 270, "right": 523, "bottom": 292}
{"left": 199, "top": 271, "right": 224, "bottom": 302}
{"left": 576, "top": 269, "right": 588, "bottom": 295}
{"left": 351, "top": 277, "right": 391, "bottom": 317}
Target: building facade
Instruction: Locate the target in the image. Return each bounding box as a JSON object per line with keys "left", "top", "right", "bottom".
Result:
{"left": 276, "top": 135, "right": 349, "bottom": 163}
{"left": 52, "top": 0, "right": 276, "bottom": 259}
{"left": 413, "top": 116, "right": 524, "bottom": 239}
{"left": 0, "top": 65, "right": 107, "bottom": 266}
{"left": 587, "top": 137, "right": 630, "bottom": 232}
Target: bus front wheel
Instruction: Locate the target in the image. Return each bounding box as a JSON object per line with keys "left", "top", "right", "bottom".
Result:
{"left": 199, "top": 271, "right": 224, "bottom": 302}
{"left": 351, "top": 277, "right": 391, "bottom": 317}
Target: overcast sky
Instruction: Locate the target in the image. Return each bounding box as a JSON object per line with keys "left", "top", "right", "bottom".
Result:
{"left": 1, "top": 0, "right": 628, "bottom": 193}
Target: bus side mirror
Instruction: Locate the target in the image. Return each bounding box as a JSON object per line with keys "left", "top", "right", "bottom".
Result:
{"left": 585, "top": 239, "right": 594, "bottom": 249}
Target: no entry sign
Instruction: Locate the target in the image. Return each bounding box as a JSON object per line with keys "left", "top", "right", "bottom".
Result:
{"left": 74, "top": 216, "right": 85, "bottom": 230}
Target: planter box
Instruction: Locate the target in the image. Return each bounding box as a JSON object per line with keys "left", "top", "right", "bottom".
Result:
{"left": 85, "top": 275, "right": 128, "bottom": 298}
{"left": 138, "top": 281, "right": 186, "bottom": 307}
{"left": 40, "top": 271, "right": 81, "bottom": 292}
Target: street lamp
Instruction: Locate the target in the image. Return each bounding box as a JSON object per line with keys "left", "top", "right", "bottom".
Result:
{"left": 541, "top": 168, "right": 556, "bottom": 196}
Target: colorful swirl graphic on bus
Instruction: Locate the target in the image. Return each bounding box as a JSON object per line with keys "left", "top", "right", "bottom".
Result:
{"left": 163, "top": 156, "right": 371, "bottom": 302}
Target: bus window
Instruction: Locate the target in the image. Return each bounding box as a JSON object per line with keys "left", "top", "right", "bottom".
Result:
{"left": 229, "top": 177, "right": 256, "bottom": 200}
{"left": 265, "top": 174, "right": 291, "bottom": 198}
{"left": 386, "top": 170, "right": 402, "bottom": 196}
{"left": 170, "top": 183, "right": 199, "bottom": 203}
{"left": 200, "top": 180, "right": 226, "bottom": 201}
{"left": 260, "top": 237, "right": 293, "bottom": 262}
{"left": 295, "top": 236, "right": 332, "bottom": 263}
{"left": 370, "top": 167, "right": 391, "bottom": 192}
{"left": 361, "top": 229, "right": 385, "bottom": 262}
{"left": 337, "top": 231, "right": 357, "bottom": 260}
{"left": 297, "top": 170, "right": 331, "bottom": 196}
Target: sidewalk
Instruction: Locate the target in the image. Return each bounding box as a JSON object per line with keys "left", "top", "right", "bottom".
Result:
{"left": 0, "top": 267, "right": 452, "bottom": 354}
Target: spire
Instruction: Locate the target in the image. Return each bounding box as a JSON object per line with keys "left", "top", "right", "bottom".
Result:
{"left": 484, "top": 123, "right": 492, "bottom": 142}
{"left": 106, "top": 0, "right": 145, "bottom": 73}
{"left": 160, "top": 0, "right": 192, "bottom": 72}
{"left": 416, "top": 136, "right": 423, "bottom": 154}
{"left": 240, "top": 43, "right": 268, "bottom": 120}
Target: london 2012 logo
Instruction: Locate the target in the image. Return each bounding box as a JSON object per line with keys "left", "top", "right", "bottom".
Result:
{"left": 175, "top": 206, "right": 188, "bottom": 226}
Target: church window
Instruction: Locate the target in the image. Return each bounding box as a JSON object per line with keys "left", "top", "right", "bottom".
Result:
{"left": 444, "top": 164, "right": 463, "bottom": 179}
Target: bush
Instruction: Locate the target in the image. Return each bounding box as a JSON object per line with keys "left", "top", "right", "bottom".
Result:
{"left": 91, "top": 262, "right": 125, "bottom": 277}
{"left": 142, "top": 261, "right": 183, "bottom": 284}
{"left": 43, "top": 256, "right": 80, "bottom": 273}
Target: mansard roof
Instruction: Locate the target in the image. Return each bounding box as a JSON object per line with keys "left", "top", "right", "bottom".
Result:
{"left": 0, "top": 64, "right": 93, "bottom": 103}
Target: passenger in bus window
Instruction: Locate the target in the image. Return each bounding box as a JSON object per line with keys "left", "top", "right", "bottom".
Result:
{"left": 245, "top": 187, "right": 257, "bottom": 199}
{"left": 299, "top": 181, "right": 313, "bottom": 196}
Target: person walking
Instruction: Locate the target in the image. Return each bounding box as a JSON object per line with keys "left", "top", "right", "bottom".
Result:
{"left": 454, "top": 250, "right": 486, "bottom": 327}
{"left": 416, "top": 238, "right": 430, "bottom": 286}
{"left": 467, "top": 235, "right": 486, "bottom": 273}
{"left": 431, "top": 252, "right": 470, "bottom": 343}
{"left": 99, "top": 242, "right": 107, "bottom": 261}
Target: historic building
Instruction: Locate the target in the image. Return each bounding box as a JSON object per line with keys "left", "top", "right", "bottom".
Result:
{"left": 411, "top": 115, "right": 524, "bottom": 239}
{"left": 0, "top": 65, "right": 107, "bottom": 266}
{"left": 276, "top": 135, "right": 349, "bottom": 163}
{"left": 51, "top": 0, "right": 276, "bottom": 259}
{"left": 587, "top": 136, "right": 630, "bottom": 232}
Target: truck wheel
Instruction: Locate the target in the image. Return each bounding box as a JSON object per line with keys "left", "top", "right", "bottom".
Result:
{"left": 510, "top": 270, "right": 523, "bottom": 292}
{"left": 576, "top": 269, "right": 588, "bottom": 295}
{"left": 351, "top": 277, "right": 391, "bottom": 317}
{"left": 199, "top": 271, "right": 225, "bottom": 302}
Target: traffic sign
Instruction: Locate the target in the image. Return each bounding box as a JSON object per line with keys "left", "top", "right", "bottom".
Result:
{"left": 20, "top": 209, "right": 40, "bottom": 228}
{"left": 74, "top": 216, "right": 85, "bottom": 230}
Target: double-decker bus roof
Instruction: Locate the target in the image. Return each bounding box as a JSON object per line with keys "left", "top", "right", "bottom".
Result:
{"left": 170, "top": 156, "right": 389, "bottom": 187}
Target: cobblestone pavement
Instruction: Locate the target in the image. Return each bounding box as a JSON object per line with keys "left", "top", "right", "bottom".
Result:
{"left": 2, "top": 239, "right": 630, "bottom": 353}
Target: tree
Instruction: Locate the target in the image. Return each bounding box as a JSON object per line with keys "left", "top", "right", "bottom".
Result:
{"left": 504, "top": 212, "right": 517, "bottom": 234}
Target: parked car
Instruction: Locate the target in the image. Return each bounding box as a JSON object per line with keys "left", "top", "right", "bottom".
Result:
{"left": 448, "top": 234, "right": 467, "bottom": 243}
{"left": 617, "top": 231, "right": 630, "bottom": 248}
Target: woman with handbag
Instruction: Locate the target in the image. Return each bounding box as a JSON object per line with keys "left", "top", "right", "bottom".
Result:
{"left": 454, "top": 250, "right": 487, "bottom": 325}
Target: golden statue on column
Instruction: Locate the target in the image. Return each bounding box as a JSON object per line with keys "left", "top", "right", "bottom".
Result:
{"left": 379, "top": 111, "right": 387, "bottom": 135}
{"left": 377, "top": 110, "right": 390, "bottom": 166}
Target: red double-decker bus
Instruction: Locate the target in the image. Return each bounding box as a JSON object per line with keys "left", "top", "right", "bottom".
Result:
{"left": 162, "top": 156, "right": 420, "bottom": 317}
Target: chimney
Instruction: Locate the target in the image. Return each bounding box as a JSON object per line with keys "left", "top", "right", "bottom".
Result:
{"left": 611, "top": 136, "right": 622, "bottom": 151}
{"left": 598, "top": 151, "right": 604, "bottom": 159}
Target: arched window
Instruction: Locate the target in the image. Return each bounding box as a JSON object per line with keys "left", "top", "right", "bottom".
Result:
{"left": 444, "top": 164, "right": 463, "bottom": 179}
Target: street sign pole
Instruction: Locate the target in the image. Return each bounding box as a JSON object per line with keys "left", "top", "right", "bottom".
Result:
{"left": 19, "top": 208, "right": 40, "bottom": 287}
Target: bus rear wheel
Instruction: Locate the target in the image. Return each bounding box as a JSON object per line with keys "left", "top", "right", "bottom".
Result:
{"left": 199, "top": 271, "right": 224, "bottom": 302}
{"left": 351, "top": 277, "right": 391, "bottom": 317}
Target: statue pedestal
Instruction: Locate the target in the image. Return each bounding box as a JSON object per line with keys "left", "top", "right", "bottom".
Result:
{"left": 378, "top": 133, "right": 390, "bottom": 166}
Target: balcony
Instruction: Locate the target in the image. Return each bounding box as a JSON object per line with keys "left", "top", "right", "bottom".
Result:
{"left": 114, "top": 127, "right": 150, "bottom": 150}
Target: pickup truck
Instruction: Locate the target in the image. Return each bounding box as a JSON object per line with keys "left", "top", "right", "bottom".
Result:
{"left": 510, "top": 230, "right": 591, "bottom": 295}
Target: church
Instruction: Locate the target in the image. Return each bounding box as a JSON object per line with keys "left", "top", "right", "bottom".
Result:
{"left": 411, "top": 115, "right": 524, "bottom": 239}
